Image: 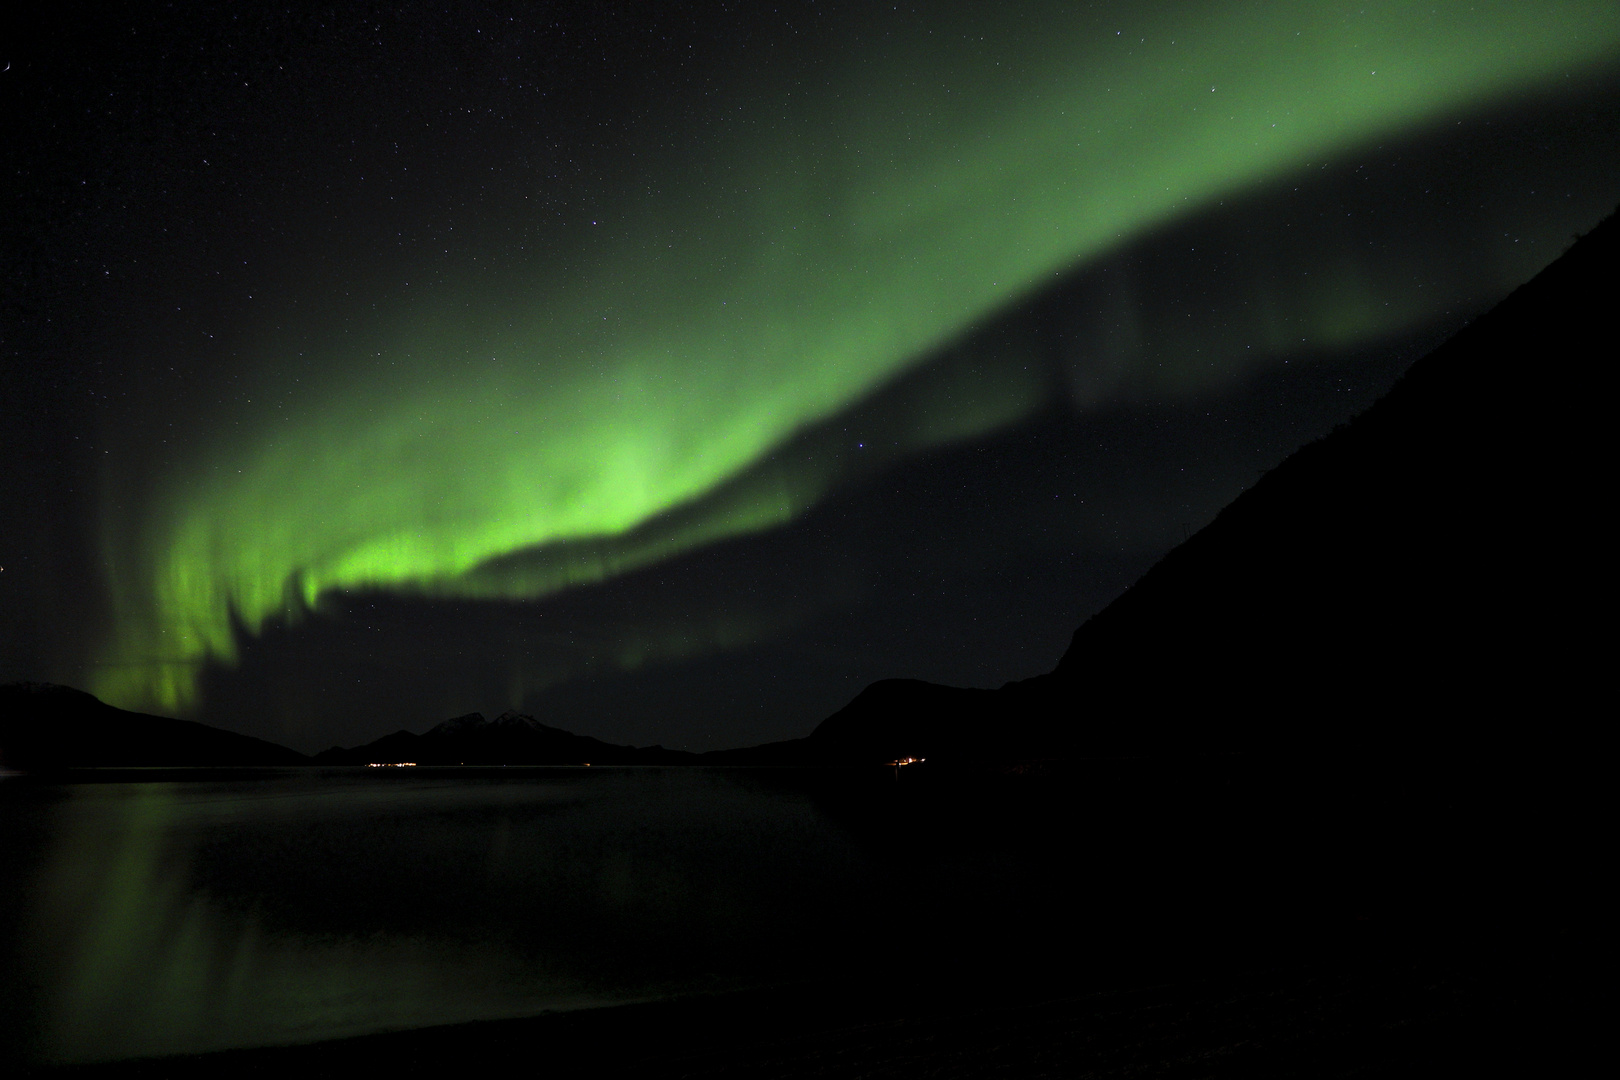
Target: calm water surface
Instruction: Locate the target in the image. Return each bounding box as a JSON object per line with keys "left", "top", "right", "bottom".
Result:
{"left": 6, "top": 759, "right": 1423, "bottom": 1067}
{"left": 2, "top": 767, "right": 944, "bottom": 1064}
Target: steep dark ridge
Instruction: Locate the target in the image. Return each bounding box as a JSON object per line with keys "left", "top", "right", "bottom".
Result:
{"left": 1028, "top": 204, "right": 1616, "bottom": 751}
{"left": 314, "top": 709, "right": 697, "bottom": 765}
{"left": 717, "top": 204, "right": 1616, "bottom": 764}
{"left": 703, "top": 680, "right": 1008, "bottom": 765}
{"left": 0, "top": 682, "right": 309, "bottom": 768}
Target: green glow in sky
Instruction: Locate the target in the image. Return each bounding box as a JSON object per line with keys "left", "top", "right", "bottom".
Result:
{"left": 94, "top": 2, "right": 1620, "bottom": 712}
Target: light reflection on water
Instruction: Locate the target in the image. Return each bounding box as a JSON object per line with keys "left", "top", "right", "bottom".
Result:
{"left": 3, "top": 769, "right": 883, "bottom": 1064}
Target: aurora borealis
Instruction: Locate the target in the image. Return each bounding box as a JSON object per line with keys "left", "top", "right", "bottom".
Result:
{"left": 5, "top": 1, "right": 1620, "bottom": 750}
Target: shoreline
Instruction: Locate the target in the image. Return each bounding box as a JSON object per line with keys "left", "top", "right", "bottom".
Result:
{"left": 26, "top": 926, "right": 1592, "bottom": 1078}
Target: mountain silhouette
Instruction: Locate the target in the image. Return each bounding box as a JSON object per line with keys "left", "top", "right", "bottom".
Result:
{"left": 716, "top": 205, "right": 1617, "bottom": 765}
{"left": 313, "top": 710, "right": 696, "bottom": 766}
{"left": 0, "top": 682, "right": 308, "bottom": 768}
{"left": 8, "top": 209, "right": 1611, "bottom": 769}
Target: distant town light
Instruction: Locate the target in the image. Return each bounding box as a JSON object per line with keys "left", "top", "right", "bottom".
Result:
{"left": 886, "top": 756, "right": 925, "bottom": 778}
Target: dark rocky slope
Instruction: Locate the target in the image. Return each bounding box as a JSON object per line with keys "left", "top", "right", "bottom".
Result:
{"left": 313, "top": 709, "right": 695, "bottom": 765}
{"left": 0, "top": 682, "right": 308, "bottom": 768}
{"left": 717, "top": 205, "right": 1616, "bottom": 764}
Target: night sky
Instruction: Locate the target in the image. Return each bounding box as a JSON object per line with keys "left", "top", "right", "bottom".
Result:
{"left": 4, "top": 1, "right": 1618, "bottom": 753}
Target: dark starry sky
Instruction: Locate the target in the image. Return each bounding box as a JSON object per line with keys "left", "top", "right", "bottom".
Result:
{"left": 3, "top": 2, "right": 1617, "bottom": 751}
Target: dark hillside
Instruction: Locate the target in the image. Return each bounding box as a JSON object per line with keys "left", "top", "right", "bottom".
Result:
{"left": 1034, "top": 205, "right": 1615, "bottom": 751}
{"left": 314, "top": 709, "right": 696, "bottom": 765}
{"left": 0, "top": 683, "right": 308, "bottom": 768}
{"left": 728, "top": 205, "right": 1616, "bottom": 764}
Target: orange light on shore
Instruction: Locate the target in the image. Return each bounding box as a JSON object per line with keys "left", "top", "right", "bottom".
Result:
{"left": 366, "top": 762, "right": 418, "bottom": 768}
{"left": 887, "top": 756, "right": 925, "bottom": 779}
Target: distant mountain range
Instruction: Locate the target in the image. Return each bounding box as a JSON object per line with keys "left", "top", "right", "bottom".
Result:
{"left": 5, "top": 206, "right": 1611, "bottom": 770}
{"left": 0, "top": 682, "right": 307, "bottom": 769}
{"left": 311, "top": 710, "right": 693, "bottom": 766}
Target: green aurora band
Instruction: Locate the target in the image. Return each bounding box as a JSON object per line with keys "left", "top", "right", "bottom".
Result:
{"left": 94, "top": 2, "right": 1620, "bottom": 713}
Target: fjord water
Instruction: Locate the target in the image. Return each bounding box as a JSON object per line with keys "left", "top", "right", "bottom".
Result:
{"left": 1, "top": 768, "right": 940, "bottom": 1064}
{"left": 1, "top": 759, "right": 1561, "bottom": 1068}
{"left": 0, "top": 762, "right": 1168, "bottom": 1066}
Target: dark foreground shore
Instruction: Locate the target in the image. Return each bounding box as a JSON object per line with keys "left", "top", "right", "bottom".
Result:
{"left": 19, "top": 887, "right": 1594, "bottom": 1080}
{"left": 10, "top": 753, "right": 1598, "bottom": 1077}
{"left": 27, "top": 925, "right": 1592, "bottom": 1079}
